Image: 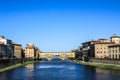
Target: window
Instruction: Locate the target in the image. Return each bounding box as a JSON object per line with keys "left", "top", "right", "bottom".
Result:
{"left": 109, "top": 50, "right": 111, "bottom": 53}
{"left": 109, "top": 55, "right": 111, "bottom": 58}
{"left": 113, "top": 55, "right": 114, "bottom": 59}
{"left": 113, "top": 50, "right": 114, "bottom": 53}
{"left": 116, "top": 55, "right": 117, "bottom": 59}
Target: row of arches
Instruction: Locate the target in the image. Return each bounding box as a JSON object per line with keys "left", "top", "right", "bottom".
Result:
{"left": 41, "top": 58, "right": 72, "bottom": 61}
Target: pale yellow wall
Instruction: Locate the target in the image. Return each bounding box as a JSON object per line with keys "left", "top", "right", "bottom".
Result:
{"left": 111, "top": 38, "right": 120, "bottom": 44}
{"left": 109, "top": 46, "right": 120, "bottom": 59}
{"left": 25, "top": 48, "right": 34, "bottom": 58}
{"left": 14, "top": 45, "right": 22, "bottom": 58}
{"left": 95, "top": 44, "right": 112, "bottom": 58}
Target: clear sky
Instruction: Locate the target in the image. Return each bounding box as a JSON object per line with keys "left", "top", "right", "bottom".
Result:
{"left": 0, "top": 0, "right": 120, "bottom": 52}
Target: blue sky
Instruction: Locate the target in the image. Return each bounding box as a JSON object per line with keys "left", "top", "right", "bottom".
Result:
{"left": 0, "top": 0, "right": 120, "bottom": 51}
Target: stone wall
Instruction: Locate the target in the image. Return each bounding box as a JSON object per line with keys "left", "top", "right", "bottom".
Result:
{"left": 0, "top": 58, "right": 33, "bottom": 69}
{"left": 89, "top": 58, "right": 120, "bottom": 65}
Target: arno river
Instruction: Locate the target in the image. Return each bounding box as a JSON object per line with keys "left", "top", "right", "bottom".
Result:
{"left": 0, "top": 61, "right": 120, "bottom": 80}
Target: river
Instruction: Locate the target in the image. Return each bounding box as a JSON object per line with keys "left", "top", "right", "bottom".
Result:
{"left": 0, "top": 61, "right": 120, "bottom": 80}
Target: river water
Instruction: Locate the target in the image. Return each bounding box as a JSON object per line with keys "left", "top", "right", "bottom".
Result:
{"left": 0, "top": 61, "right": 120, "bottom": 80}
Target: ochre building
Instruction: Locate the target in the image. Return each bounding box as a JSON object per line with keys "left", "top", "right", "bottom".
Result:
{"left": 13, "top": 43, "right": 22, "bottom": 58}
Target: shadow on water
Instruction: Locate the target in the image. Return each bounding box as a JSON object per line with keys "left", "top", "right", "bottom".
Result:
{"left": 83, "top": 65, "right": 120, "bottom": 80}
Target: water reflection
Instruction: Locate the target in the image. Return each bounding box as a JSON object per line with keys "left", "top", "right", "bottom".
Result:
{"left": 95, "top": 68, "right": 120, "bottom": 80}
{"left": 0, "top": 62, "right": 120, "bottom": 80}
{"left": 25, "top": 64, "right": 34, "bottom": 80}
{"left": 83, "top": 65, "right": 120, "bottom": 80}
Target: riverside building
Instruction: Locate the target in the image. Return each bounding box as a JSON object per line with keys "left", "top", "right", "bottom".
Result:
{"left": 13, "top": 43, "right": 22, "bottom": 59}
{"left": 81, "top": 34, "right": 120, "bottom": 59}
{"left": 108, "top": 44, "right": 120, "bottom": 59}
{"left": 0, "top": 36, "right": 14, "bottom": 58}
{"left": 24, "top": 43, "right": 40, "bottom": 59}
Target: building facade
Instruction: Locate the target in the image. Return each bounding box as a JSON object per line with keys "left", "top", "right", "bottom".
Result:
{"left": 81, "top": 37, "right": 117, "bottom": 59}
{"left": 13, "top": 43, "right": 22, "bottom": 59}
{"left": 0, "top": 36, "right": 14, "bottom": 58}
{"left": 24, "top": 43, "right": 40, "bottom": 59}
{"left": 108, "top": 44, "right": 120, "bottom": 59}
{"left": 25, "top": 43, "right": 35, "bottom": 58}
{"left": 110, "top": 34, "right": 120, "bottom": 44}
{"left": 0, "top": 44, "right": 7, "bottom": 58}
{"left": 94, "top": 42, "right": 114, "bottom": 58}
{"left": 82, "top": 40, "right": 98, "bottom": 58}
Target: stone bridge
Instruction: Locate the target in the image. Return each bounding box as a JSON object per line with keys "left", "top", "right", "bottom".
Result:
{"left": 39, "top": 52, "right": 75, "bottom": 61}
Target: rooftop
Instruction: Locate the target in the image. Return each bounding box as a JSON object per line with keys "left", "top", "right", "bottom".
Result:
{"left": 108, "top": 44, "right": 120, "bottom": 47}
{"left": 98, "top": 38, "right": 108, "bottom": 40}
{"left": 82, "top": 40, "right": 99, "bottom": 44}
{"left": 94, "top": 42, "right": 114, "bottom": 44}
{"left": 110, "top": 34, "right": 120, "bottom": 38}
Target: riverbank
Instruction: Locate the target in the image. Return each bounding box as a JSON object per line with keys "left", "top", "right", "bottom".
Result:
{"left": 0, "top": 60, "right": 40, "bottom": 73}
{"left": 73, "top": 60, "right": 120, "bottom": 70}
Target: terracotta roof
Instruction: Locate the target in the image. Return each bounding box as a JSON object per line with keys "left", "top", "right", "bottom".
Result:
{"left": 26, "top": 46, "right": 35, "bottom": 49}
{"left": 111, "top": 36, "right": 120, "bottom": 38}
{"left": 108, "top": 44, "right": 120, "bottom": 47}
{"left": 94, "top": 42, "right": 114, "bottom": 44}
{"left": 110, "top": 34, "right": 120, "bottom": 38}
{"left": 13, "top": 43, "right": 22, "bottom": 46}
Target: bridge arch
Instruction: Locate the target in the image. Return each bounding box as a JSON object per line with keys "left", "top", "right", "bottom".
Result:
{"left": 41, "top": 58, "right": 49, "bottom": 61}
{"left": 39, "top": 52, "right": 75, "bottom": 61}
{"left": 51, "top": 58, "right": 62, "bottom": 61}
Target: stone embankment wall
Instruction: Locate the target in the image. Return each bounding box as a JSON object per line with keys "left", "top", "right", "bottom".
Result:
{"left": 89, "top": 58, "right": 120, "bottom": 65}
{"left": 0, "top": 58, "right": 33, "bottom": 69}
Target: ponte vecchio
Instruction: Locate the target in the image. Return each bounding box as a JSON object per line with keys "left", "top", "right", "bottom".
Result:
{"left": 39, "top": 52, "right": 75, "bottom": 61}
